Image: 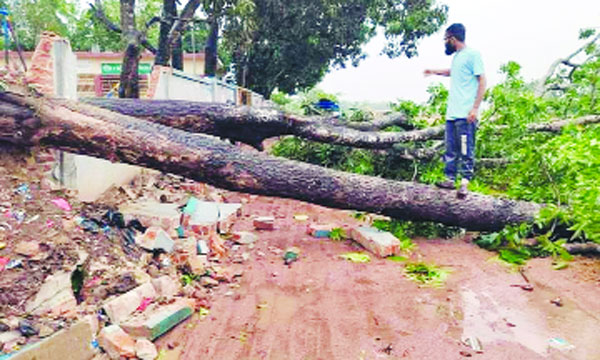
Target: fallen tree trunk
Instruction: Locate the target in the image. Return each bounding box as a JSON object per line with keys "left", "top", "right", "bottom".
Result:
{"left": 80, "top": 98, "right": 444, "bottom": 149}
{"left": 562, "top": 242, "right": 600, "bottom": 256}
{"left": 82, "top": 98, "right": 599, "bottom": 151}
{"left": 1, "top": 89, "right": 541, "bottom": 231}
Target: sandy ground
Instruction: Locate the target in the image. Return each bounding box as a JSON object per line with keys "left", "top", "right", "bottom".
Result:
{"left": 156, "top": 195, "right": 600, "bottom": 360}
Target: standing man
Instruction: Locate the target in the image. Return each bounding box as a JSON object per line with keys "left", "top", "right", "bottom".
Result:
{"left": 424, "top": 23, "right": 486, "bottom": 198}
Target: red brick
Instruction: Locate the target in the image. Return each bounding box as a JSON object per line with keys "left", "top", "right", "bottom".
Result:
{"left": 253, "top": 217, "right": 274, "bottom": 230}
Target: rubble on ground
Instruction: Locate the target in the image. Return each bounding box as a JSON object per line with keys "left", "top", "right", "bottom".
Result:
{"left": 0, "top": 145, "right": 394, "bottom": 359}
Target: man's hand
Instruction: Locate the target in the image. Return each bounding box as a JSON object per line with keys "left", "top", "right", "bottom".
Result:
{"left": 467, "top": 108, "right": 478, "bottom": 123}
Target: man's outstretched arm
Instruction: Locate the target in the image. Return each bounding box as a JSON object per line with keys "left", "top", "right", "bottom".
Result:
{"left": 424, "top": 69, "right": 451, "bottom": 77}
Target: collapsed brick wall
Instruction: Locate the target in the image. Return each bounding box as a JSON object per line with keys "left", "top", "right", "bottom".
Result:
{"left": 25, "top": 31, "right": 62, "bottom": 95}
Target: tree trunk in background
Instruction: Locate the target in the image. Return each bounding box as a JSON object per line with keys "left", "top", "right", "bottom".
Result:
{"left": 172, "top": 36, "right": 183, "bottom": 70}
{"left": 0, "top": 90, "right": 543, "bottom": 231}
{"left": 155, "top": 0, "right": 176, "bottom": 66}
{"left": 119, "top": 0, "right": 140, "bottom": 98}
{"left": 204, "top": 16, "right": 219, "bottom": 76}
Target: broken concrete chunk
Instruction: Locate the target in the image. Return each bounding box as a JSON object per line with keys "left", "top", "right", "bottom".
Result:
{"left": 10, "top": 319, "right": 95, "bottom": 360}
{"left": 136, "top": 227, "right": 175, "bottom": 253}
{"left": 98, "top": 325, "right": 136, "bottom": 360}
{"left": 187, "top": 255, "right": 207, "bottom": 275}
{"left": 232, "top": 231, "right": 257, "bottom": 245}
{"left": 25, "top": 271, "right": 77, "bottom": 316}
{"left": 119, "top": 201, "right": 180, "bottom": 236}
{"left": 135, "top": 338, "right": 158, "bottom": 360}
{"left": 253, "top": 217, "right": 275, "bottom": 230}
{"left": 120, "top": 299, "right": 195, "bottom": 341}
{"left": 15, "top": 241, "right": 40, "bottom": 257}
{"left": 151, "top": 276, "right": 181, "bottom": 299}
{"left": 182, "top": 198, "right": 242, "bottom": 234}
{"left": 349, "top": 227, "right": 401, "bottom": 258}
{"left": 103, "top": 282, "right": 157, "bottom": 324}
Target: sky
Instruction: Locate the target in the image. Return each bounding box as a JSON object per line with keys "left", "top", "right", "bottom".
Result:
{"left": 317, "top": 0, "right": 600, "bottom": 105}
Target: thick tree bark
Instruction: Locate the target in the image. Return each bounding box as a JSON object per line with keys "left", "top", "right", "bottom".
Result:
{"left": 80, "top": 98, "right": 445, "bottom": 149}
{"left": 562, "top": 242, "right": 600, "bottom": 256}
{"left": 155, "top": 0, "right": 184, "bottom": 70}
{"left": 0, "top": 88, "right": 542, "bottom": 231}
{"left": 119, "top": 0, "right": 141, "bottom": 99}
{"left": 204, "top": 16, "right": 219, "bottom": 77}
{"left": 82, "top": 99, "right": 599, "bottom": 151}
{"left": 155, "top": 0, "right": 177, "bottom": 66}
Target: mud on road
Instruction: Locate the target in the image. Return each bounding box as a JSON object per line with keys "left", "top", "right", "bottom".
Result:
{"left": 157, "top": 196, "right": 600, "bottom": 360}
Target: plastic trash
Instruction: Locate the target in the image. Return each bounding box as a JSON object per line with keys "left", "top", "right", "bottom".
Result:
{"left": 15, "top": 184, "right": 31, "bottom": 200}
{"left": 127, "top": 219, "right": 146, "bottom": 233}
{"left": 12, "top": 210, "right": 25, "bottom": 223}
{"left": 136, "top": 297, "right": 153, "bottom": 312}
{"left": 0, "top": 256, "right": 9, "bottom": 271}
{"left": 51, "top": 198, "right": 72, "bottom": 212}
{"left": 18, "top": 320, "right": 39, "bottom": 337}
{"left": 74, "top": 216, "right": 100, "bottom": 233}
{"left": 283, "top": 248, "right": 299, "bottom": 265}
{"left": 548, "top": 337, "right": 575, "bottom": 351}
{"left": 103, "top": 209, "right": 125, "bottom": 228}
{"left": 6, "top": 259, "right": 22, "bottom": 269}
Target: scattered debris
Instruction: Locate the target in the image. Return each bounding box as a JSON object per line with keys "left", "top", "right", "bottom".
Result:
{"left": 135, "top": 338, "right": 158, "bottom": 360}
{"left": 25, "top": 271, "right": 77, "bottom": 316}
{"left": 120, "top": 299, "right": 195, "bottom": 340}
{"left": 293, "top": 214, "right": 309, "bottom": 221}
{"left": 232, "top": 231, "right": 257, "bottom": 245}
{"left": 50, "top": 198, "right": 71, "bottom": 212}
{"left": 339, "top": 252, "right": 371, "bottom": 263}
{"left": 550, "top": 297, "right": 563, "bottom": 307}
{"left": 548, "top": 337, "right": 575, "bottom": 351}
{"left": 136, "top": 227, "right": 175, "bottom": 253}
{"left": 253, "top": 217, "right": 275, "bottom": 230}
{"left": 349, "top": 227, "right": 401, "bottom": 258}
{"left": 462, "top": 336, "right": 483, "bottom": 353}
{"left": 510, "top": 284, "right": 534, "bottom": 291}
{"left": 18, "top": 320, "right": 39, "bottom": 337}
{"left": 98, "top": 325, "right": 136, "bottom": 359}
{"left": 283, "top": 248, "right": 299, "bottom": 266}
{"left": 307, "top": 223, "right": 336, "bottom": 238}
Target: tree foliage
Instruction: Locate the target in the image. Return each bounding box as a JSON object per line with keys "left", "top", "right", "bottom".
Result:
{"left": 229, "top": 0, "right": 447, "bottom": 97}
{"left": 271, "top": 30, "right": 600, "bottom": 251}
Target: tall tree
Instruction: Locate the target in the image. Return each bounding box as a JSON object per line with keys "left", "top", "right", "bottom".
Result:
{"left": 3, "top": 0, "right": 76, "bottom": 51}
{"left": 226, "top": 0, "right": 447, "bottom": 98}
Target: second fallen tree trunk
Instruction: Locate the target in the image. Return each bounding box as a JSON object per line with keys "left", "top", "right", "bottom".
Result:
{"left": 0, "top": 89, "right": 542, "bottom": 231}
{"left": 82, "top": 98, "right": 600, "bottom": 152}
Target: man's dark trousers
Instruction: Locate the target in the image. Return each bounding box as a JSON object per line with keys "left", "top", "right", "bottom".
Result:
{"left": 444, "top": 118, "right": 476, "bottom": 181}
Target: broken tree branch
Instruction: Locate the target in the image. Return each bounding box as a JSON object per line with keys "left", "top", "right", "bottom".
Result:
{"left": 562, "top": 242, "right": 600, "bottom": 256}
{"left": 338, "top": 114, "right": 414, "bottom": 131}
{"left": 0, "top": 86, "right": 542, "bottom": 231}
{"left": 538, "top": 31, "right": 600, "bottom": 95}
{"left": 82, "top": 98, "right": 600, "bottom": 150}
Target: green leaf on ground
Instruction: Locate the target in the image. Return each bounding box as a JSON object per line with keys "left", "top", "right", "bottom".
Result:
{"left": 339, "top": 252, "right": 371, "bottom": 263}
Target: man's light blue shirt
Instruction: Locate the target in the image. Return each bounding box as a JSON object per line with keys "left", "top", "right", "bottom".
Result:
{"left": 447, "top": 47, "right": 484, "bottom": 120}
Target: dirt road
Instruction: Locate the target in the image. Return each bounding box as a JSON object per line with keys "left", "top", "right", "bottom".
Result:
{"left": 156, "top": 195, "right": 600, "bottom": 360}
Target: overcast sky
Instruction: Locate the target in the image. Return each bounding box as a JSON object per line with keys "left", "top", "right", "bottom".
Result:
{"left": 318, "top": 0, "right": 599, "bottom": 104}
